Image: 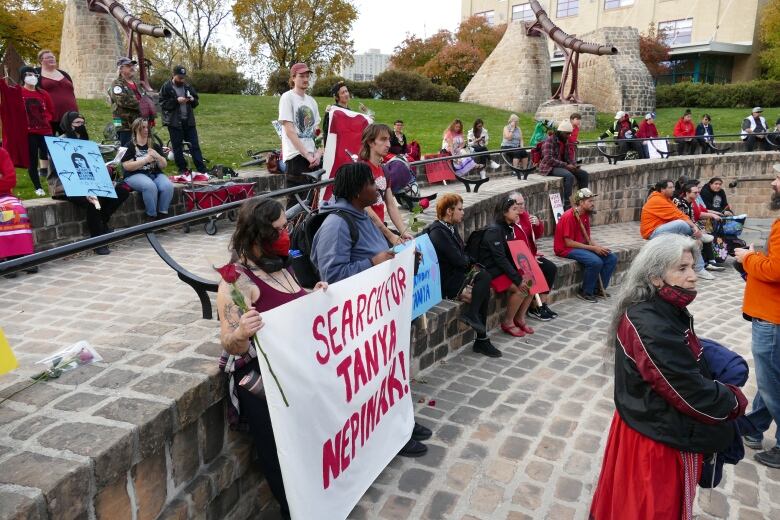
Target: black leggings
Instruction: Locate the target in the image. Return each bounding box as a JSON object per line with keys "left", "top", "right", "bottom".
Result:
{"left": 537, "top": 256, "right": 558, "bottom": 294}
{"left": 27, "top": 134, "right": 48, "bottom": 190}
{"left": 471, "top": 144, "right": 488, "bottom": 166}
{"left": 284, "top": 155, "right": 318, "bottom": 210}
{"left": 61, "top": 189, "right": 131, "bottom": 237}
{"left": 236, "top": 378, "right": 290, "bottom": 518}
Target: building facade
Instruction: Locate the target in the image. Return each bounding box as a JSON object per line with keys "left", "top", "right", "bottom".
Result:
{"left": 461, "top": 0, "right": 768, "bottom": 84}
{"left": 340, "top": 49, "right": 391, "bottom": 82}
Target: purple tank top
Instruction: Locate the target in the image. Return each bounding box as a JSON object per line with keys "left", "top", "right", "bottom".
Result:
{"left": 238, "top": 266, "right": 306, "bottom": 312}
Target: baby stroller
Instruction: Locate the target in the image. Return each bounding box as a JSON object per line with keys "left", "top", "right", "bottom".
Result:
{"left": 712, "top": 214, "right": 747, "bottom": 259}
{"left": 383, "top": 154, "right": 436, "bottom": 211}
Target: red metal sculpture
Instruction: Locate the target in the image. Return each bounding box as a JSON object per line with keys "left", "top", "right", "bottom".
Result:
{"left": 527, "top": 0, "right": 618, "bottom": 103}
{"left": 88, "top": 0, "right": 171, "bottom": 90}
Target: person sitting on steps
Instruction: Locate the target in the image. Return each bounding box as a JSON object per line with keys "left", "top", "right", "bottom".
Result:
{"left": 539, "top": 120, "right": 589, "bottom": 210}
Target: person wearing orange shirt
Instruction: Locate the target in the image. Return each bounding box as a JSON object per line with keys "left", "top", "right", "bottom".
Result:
{"left": 734, "top": 164, "right": 780, "bottom": 468}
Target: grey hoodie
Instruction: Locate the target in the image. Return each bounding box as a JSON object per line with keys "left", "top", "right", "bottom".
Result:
{"left": 312, "top": 198, "right": 389, "bottom": 283}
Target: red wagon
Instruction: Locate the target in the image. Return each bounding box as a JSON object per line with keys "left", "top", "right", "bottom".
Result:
{"left": 182, "top": 181, "right": 256, "bottom": 235}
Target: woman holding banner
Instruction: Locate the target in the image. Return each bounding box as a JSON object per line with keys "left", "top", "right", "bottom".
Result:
{"left": 428, "top": 193, "right": 501, "bottom": 357}
{"left": 217, "top": 198, "right": 327, "bottom": 520}
{"left": 478, "top": 198, "right": 535, "bottom": 338}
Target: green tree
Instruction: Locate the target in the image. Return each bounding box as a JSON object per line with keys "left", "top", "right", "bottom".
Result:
{"left": 232, "top": 0, "right": 358, "bottom": 71}
{"left": 760, "top": 0, "right": 780, "bottom": 79}
{"left": 0, "top": 0, "right": 64, "bottom": 62}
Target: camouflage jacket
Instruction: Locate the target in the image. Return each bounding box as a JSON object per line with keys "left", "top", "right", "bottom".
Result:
{"left": 109, "top": 76, "right": 146, "bottom": 131}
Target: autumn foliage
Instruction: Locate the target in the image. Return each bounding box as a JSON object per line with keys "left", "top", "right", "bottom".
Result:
{"left": 0, "top": 0, "right": 64, "bottom": 62}
{"left": 390, "top": 16, "right": 506, "bottom": 91}
{"left": 759, "top": 0, "right": 780, "bottom": 79}
{"left": 639, "top": 24, "right": 671, "bottom": 78}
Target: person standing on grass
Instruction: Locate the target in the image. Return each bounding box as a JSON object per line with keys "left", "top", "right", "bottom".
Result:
{"left": 278, "top": 63, "right": 322, "bottom": 210}
{"left": 110, "top": 57, "right": 148, "bottom": 147}
{"left": 18, "top": 65, "right": 55, "bottom": 197}
{"left": 158, "top": 65, "right": 208, "bottom": 177}
{"left": 734, "top": 164, "right": 780, "bottom": 468}
{"left": 34, "top": 50, "right": 78, "bottom": 136}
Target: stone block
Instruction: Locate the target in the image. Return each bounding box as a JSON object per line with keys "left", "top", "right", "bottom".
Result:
{"left": 94, "top": 473, "right": 132, "bottom": 520}
{"left": 156, "top": 499, "right": 189, "bottom": 520}
{"left": 200, "top": 400, "right": 226, "bottom": 464}
{"left": 207, "top": 480, "right": 239, "bottom": 520}
{"left": 0, "top": 451, "right": 91, "bottom": 520}
{"left": 132, "top": 450, "right": 168, "bottom": 520}
{"left": 131, "top": 371, "right": 208, "bottom": 428}
{"left": 171, "top": 421, "right": 200, "bottom": 487}
{"left": 0, "top": 489, "right": 47, "bottom": 520}
{"left": 94, "top": 397, "right": 174, "bottom": 459}
{"left": 185, "top": 474, "right": 213, "bottom": 513}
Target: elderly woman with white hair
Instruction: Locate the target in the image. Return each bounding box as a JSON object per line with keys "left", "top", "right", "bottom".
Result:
{"left": 589, "top": 234, "right": 747, "bottom": 520}
{"left": 501, "top": 114, "right": 529, "bottom": 169}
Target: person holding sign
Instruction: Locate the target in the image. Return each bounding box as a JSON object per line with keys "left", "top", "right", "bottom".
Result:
{"left": 427, "top": 193, "right": 500, "bottom": 357}
{"left": 554, "top": 188, "right": 617, "bottom": 303}
{"left": 217, "top": 197, "right": 328, "bottom": 520}
{"left": 312, "top": 162, "right": 431, "bottom": 457}
{"left": 120, "top": 118, "right": 174, "bottom": 220}
{"left": 478, "top": 198, "right": 535, "bottom": 338}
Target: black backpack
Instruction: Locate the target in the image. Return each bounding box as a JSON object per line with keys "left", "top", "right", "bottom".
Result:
{"left": 465, "top": 227, "right": 488, "bottom": 261}
{"left": 290, "top": 209, "right": 359, "bottom": 288}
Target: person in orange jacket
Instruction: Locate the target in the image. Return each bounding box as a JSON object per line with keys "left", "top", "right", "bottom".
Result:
{"left": 734, "top": 164, "right": 780, "bottom": 468}
{"left": 673, "top": 109, "right": 697, "bottom": 155}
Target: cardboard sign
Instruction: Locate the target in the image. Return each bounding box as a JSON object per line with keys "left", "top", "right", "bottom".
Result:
{"left": 45, "top": 137, "right": 117, "bottom": 198}
{"left": 549, "top": 192, "right": 565, "bottom": 223}
{"left": 645, "top": 139, "right": 668, "bottom": 159}
{"left": 321, "top": 107, "right": 372, "bottom": 202}
{"left": 256, "top": 247, "right": 416, "bottom": 520}
{"left": 508, "top": 240, "right": 550, "bottom": 295}
{"left": 411, "top": 234, "right": 443, "bottom": 319}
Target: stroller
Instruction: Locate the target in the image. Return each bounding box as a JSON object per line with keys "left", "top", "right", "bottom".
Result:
{"left": 182, "top": 181, "right": 256, "bottom": 235}
{"left": 383, "top": 154, "right": 436, "bottom": 211}
{"left": 712, "top": 214, "right": 747, "bottom": 260}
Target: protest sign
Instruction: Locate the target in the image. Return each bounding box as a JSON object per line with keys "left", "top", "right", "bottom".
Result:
{"left": 411, "top": 234, "right": 442, "bottom": 319}
{"left": 508, "top": 240, "right": 550, "bottom": 295}
{"left": 256, "top": 247, "right": 415, "bottom": 520}
{"left": 645, "top": 139, "right": 668, "bottom": 159}
{"left": 0, "top": 328, "right": 17, "bottom": 375}
{"left": 45, "top": 137, "right": 117, "bottom": 198}
{"left": 321, "top": 107, "right": 372, "bottom": 202}
{"left": 549, "top": 192, "right": 564, "bottom": 223}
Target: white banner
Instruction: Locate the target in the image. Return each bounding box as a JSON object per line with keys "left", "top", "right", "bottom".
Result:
{"left": 256, "top": 247, "right": 416, "bottom": 520}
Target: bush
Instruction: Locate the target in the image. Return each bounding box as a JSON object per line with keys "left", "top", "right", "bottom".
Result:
{"left": 656, "top": 80, "right": 780, "bottom": 108}
{"left": 311, "top": 75, "right": 377, "bottom": 99}
{"left": 373, "top": 69, "right": 459, "bottom": 101}
{"left": 189, "top": 70, "right": 249, "bottom": 94}
{"left": 266, "top": 68, "right": 290, "bottom": 96}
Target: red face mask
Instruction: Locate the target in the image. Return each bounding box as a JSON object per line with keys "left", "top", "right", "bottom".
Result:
{"left": 658, "top": 284, "right": 697, "bottom": 308}
{"left": 266, "top": 229, "right": 290, "bottom": 257}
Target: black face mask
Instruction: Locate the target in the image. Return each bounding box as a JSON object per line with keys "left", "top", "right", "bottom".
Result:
{"left": 73, "top": 126, "right": 88, "bottom": 139}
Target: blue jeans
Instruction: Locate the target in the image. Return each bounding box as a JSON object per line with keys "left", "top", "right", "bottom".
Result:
{"left": 565, "top": 249, "right": 618, "bottom": 295}
{"left": 168, "top": 125, "right": 207, "bottom": 173}
{"left": 648, "top": 219, "right": 705, "bottom": 272}
{"left": 124, "top": 173, "right": 174, "bottom": 217}
{"left": 745, "top": 318, "right": 780, "bottom": 444}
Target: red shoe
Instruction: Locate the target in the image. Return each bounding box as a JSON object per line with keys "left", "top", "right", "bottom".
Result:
{"left": 514, "top": 319, "right": 534, "bottom": 334}
{"left": 501, "top": 322, "right": 526, "bottom": 337}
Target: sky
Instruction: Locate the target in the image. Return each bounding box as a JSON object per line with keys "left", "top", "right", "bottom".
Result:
{"left": 350, "top": 0, "right": 462, "bottom": 54}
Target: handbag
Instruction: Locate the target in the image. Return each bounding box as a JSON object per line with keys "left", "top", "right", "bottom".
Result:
{"left": 457, "top": 267, "right": 480, "bottom": 303}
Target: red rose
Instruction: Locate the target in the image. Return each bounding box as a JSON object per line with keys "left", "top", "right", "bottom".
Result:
{"left": 419, "top": 198, "right": 430, "bottom": 210}
{"left": 214, "top": 263, "right": 240, "bottom": 283}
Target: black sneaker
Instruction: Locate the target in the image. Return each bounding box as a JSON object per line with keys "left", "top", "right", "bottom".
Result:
{"left": 743, "top": 435, "right": 764, "bottom": 450}
{"left": 473, "top": 338, "right": 502, "bottom": 358}
{"left": 527, "top": 306, "right": 551, "bottom": 322}
{"left": 412, "top": 422, "right": 432, "bottom": 441}
{"left": 754, "top": 447, "right": 780, "bottom": 468}
{"left": 577, "top": 290, "right": 598, "bottom": 303}
{"left": 94, "top": 246, "right": 111, "bottom": 255}
{"left": 24, "top": 266, "right": 38, "bottom": 274}
{"left": 541, "top": 304, "right": 558, "bottom": 318}
{"left": 399, "top": 438, "right": 428, "bottom": 457}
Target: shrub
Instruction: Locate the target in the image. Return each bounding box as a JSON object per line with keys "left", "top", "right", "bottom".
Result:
{"left": 266, "top": 68, "right": 290, "bottom": 95}
{"left": 656, "top": 80, "right": 780, "bottom": 108}
{"left": 373, "top": 69, "right": 459, "bottom": 101}
{"left": 311, "top": 75, "right": 376, "bottom": 99}
{"left": 188, "top": 70, "right": 249, "bottom": 94}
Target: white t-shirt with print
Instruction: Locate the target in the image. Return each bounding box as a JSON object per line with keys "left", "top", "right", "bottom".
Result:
{"left": 278, "top": 89, "right": 320, "bottom": 162}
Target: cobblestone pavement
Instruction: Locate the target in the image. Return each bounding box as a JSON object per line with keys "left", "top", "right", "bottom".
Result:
{"left": 349, "top": 263, "right": 780, "bottom": 520}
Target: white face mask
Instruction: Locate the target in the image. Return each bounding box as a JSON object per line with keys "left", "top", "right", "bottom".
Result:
{"left": 24, "top": 75, "right": 38, "bottom": 86}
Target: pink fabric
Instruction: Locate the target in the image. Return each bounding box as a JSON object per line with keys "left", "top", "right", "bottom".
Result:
{"left": 0, "top": 194, "right": 34, "bottom": 258}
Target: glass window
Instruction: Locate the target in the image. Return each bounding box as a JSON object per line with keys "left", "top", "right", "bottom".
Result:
{"left": 658, "top": 18, "right": 693, "bottom": 45}
{"left": 604, "top": 0, "right": 634, "bottom": 9}
{"left": 476, "top": 10, "right": 495, "bottom": 26}
{"left": 557, "top": 0, "right": 578, "bottom": 17}
{"left": 512, "top": 3, "right": 535, "bottom": 22}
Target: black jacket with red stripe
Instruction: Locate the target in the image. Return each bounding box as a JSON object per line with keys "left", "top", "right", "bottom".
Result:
{"left": 614, "top": 296, "right": 746, "bottom": 454}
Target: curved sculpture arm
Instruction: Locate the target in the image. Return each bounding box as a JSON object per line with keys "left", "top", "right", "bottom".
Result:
{"left": 89, "top": 0, "right": 171, "bottom": 38}
{"left": 529, "top": 0, "right": 616, "bottom": 55}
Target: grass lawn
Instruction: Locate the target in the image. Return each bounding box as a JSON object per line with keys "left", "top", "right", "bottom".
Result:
{"left": 7, "top": 93, "right": 780, "bottom": 199}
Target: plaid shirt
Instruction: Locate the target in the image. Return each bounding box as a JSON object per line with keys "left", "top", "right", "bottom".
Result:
{"left": 538, "top": 135, "right": 569, "bottom": 175}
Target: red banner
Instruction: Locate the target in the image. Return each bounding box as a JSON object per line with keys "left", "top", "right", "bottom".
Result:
{"left": 508, "top": 240, "right": 549, "bottom": 294}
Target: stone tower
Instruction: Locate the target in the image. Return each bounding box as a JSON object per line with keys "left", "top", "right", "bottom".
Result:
{"left": 460, "top": 21, "right": 550, "bottom": 114}
{"left": 59, "top": 0, "right": 125, "bottom": 100}
{"left": 576, "top": 27, "right": 655, "bottom": 116}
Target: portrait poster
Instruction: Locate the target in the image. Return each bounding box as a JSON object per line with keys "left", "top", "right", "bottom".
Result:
{"left": 44, "top": 137, "right": 117, "bottom": 198}
{"left": 508, "top": 240, "right": 550, "bottom": 295}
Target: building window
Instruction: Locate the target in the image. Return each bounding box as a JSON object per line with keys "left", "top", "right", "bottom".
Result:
{"left": 556, "top": 0, "right": 578, "bottom": 17}
{"left": 553, "top": 48, "right": 565, "bottom": 58}
{"left": 604, "top": 0, "right": 634, "bottom": 9}
{"left": 658, "top": 18, "right": 693, "bottom": 45}
{"left": 476, "top": 10, "right": 495, "bottom": 26}
{"left": 512, "top": 3, "right": 534, "bottom": 22}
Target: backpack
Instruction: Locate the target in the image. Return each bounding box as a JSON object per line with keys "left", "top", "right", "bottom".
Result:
{"left": 530, "top": 141, "right": 544, "bottom": 165}
{"left": 465, "top": 227, "right": 488, "bottom": 261}
{"left": 383, "top": 155, "right": 417, "bottom": 196}
{"left": 289, "top": 209, "right": 359, "bottom": 288}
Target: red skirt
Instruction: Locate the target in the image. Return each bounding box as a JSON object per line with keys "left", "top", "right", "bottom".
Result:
{"left": 589, "top": 411, "right": 702, "bottom": 520}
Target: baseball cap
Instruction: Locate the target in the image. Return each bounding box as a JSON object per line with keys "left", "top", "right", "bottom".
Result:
{"left": 290, "top": 63, "right": 313, "bottom": 76}
{"left": 614, "top": 111, "right": 625, "bottom": 120}
{"left": 645, "top": 112, "right": 656, "bottom": 120}
{"left": 574, "top": 188, "right": 597, "bottom": 204}
{"left": 752, "top": 106, "right": 763, "bottom": 113}
{"left": 117, "top": 57, "right": 137, "bottom": 67}
{"left": 557, "top": 120, "right": 574, "bottom": 133}
{"left": 173, "top": 65, "right": 187, "bottom": 76}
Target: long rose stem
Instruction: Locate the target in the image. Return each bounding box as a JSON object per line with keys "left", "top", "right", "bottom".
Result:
{"left": 251, "top": 337, "right": 289, "bottom": 407}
